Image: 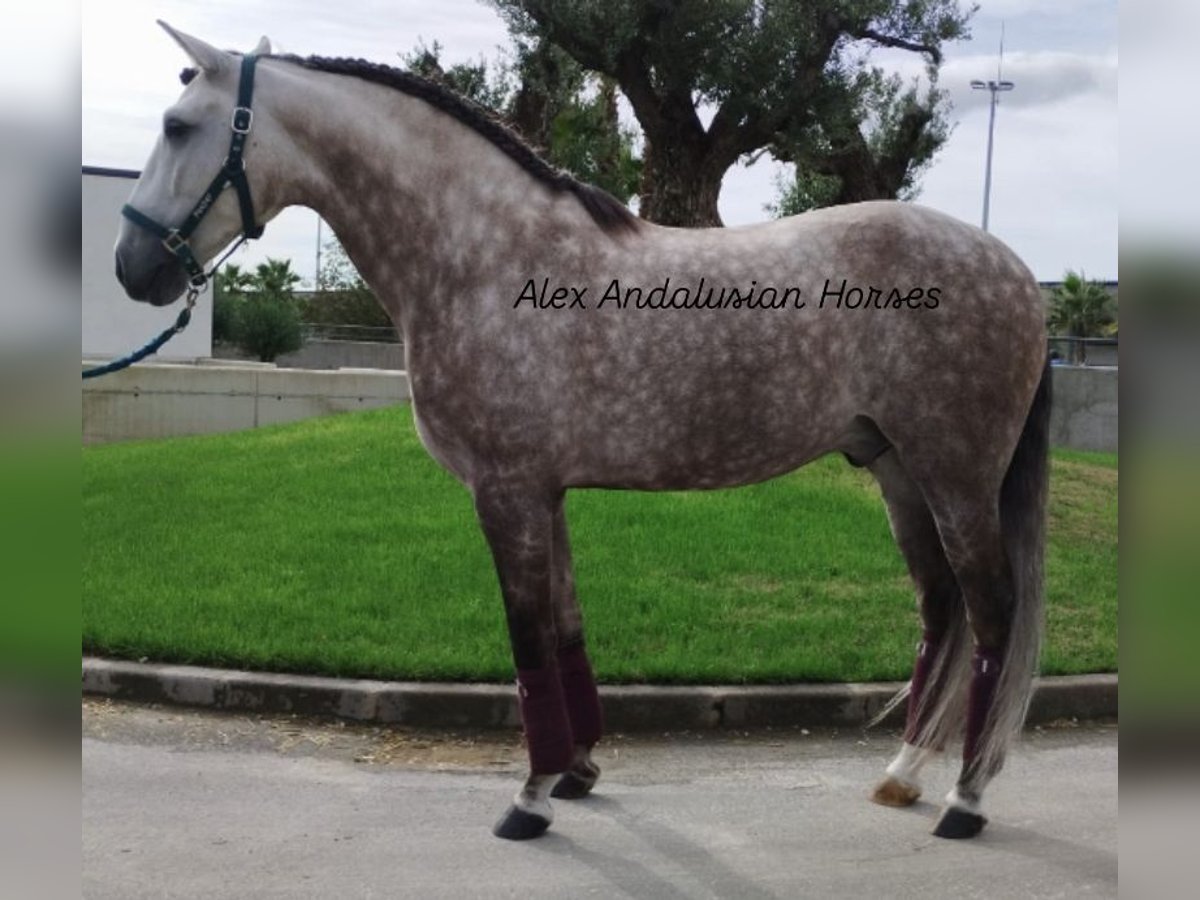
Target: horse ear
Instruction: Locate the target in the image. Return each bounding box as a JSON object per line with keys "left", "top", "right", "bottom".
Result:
{"left": 157, "top": 20, "right": 230, "bottom": 75}
{"left": 253, "top": 35, "right": 272, "bottom": 55}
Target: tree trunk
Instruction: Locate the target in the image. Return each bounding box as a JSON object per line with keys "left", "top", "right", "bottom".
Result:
{"left": 638, "top": 134, "right": 725, "bottom": 228}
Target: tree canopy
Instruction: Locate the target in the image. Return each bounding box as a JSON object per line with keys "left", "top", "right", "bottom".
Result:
{"left": 488, "top": 0, "right": 971, "bottom": 225}
{"left": 403, "top": 38, "right": 641, "bottom": 203}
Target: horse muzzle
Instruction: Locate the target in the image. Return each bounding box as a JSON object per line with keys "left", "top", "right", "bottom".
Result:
{"left": 114, "top": 241, "right": 190, "bottom": 307}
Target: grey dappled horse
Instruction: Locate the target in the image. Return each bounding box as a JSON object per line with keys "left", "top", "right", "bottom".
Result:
{"left": 115, "top": 24, "right": 1050, "bottom": 842}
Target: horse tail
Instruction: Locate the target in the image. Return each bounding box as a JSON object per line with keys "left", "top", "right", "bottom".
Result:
{"left": 871, "top": 357, "right": 1052, "bottom": 766}
{"left": 976, "top": 355, "right": 1052, "bottom": 777}
{"left": 870, "top": 598, "right": 972, "bottom": 752}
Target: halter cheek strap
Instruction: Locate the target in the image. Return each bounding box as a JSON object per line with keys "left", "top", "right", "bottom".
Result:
{"left": 122, "top": 53, "right": 265, "bottom": 291}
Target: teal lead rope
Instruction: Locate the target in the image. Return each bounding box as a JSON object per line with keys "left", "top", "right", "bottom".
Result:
{"left": 83, "top": 231, "right": 250, "bottom": 380}
{"left": 82, "top": 290, "right": 197, "bottom": 380}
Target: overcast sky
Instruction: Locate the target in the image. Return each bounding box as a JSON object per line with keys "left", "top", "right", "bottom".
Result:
{"left": 82, "top": 0, "right": 1118, "bottom": 284}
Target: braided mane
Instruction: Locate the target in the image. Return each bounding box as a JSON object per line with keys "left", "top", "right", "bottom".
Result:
{"left": 273, "top": 54, "right": 639, "bottom": 234}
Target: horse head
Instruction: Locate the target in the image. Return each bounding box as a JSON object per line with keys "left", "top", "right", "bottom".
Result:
{"left": 115, "top": 22, "right": 274, "bottom": 306}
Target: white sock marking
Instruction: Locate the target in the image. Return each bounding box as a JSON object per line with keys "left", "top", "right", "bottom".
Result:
{"left": 945, "top": 785, "right": 982, "bottom": 815}
{"left": 513, "top": 773, "right": 556, "bottom": 822}
{"left": 885, "top": 742, "right": 936, "bottom": 788}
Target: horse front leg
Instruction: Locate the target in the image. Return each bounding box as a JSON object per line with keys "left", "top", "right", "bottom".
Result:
{"left": 548, "top": 499, "right": 604, "bottom": 799}
{"left": 473, "top": 483, "right": 571, "bottom": 840}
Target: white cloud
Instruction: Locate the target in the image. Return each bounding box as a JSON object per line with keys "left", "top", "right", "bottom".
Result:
{"left": 917, "top": 87, "right": 1117, "bottom": 278}
{"left": 941, "top": 50, "right": 1117, "bottom": 112}
{"left": 972, "top": 0, "right": 1107, "bottom": 17}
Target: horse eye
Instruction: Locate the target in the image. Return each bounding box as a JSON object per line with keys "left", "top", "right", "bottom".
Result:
{"left": 163, "top": 118, "right": 191, "bottom": 140}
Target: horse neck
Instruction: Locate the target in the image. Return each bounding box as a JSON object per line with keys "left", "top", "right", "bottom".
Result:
{"left": 262, "top": 62, "right": 606, "bottom": 330}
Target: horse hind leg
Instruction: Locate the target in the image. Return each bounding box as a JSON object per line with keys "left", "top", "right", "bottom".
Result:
{"left": 923, "top": 459, "right": 1046, "bottom": 840}
{"left": 473, "top": 482, "right": 572, "bottom": 840}
{"left": 547, "top": 499, "right": 604, "bottom": 800}
{"left": 866, "top": 450, "right": 971, "bottom": 809}
{"left": 873, "top": 362, "right": 1050, "bottom": 839}
{"left": 921, "top": 492, "right": 1015, "bottom": 839}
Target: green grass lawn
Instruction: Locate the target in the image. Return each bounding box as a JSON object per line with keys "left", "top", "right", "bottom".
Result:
{"left": 82, "top": 406, "right": 1117, "bottom": 684}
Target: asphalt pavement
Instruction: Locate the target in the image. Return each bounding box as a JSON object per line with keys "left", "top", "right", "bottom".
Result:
{"left": 83, "top": 699, "right": 1117, "bottom": 899}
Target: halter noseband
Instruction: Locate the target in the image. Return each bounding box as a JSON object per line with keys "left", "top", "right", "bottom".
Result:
{"left": 122, "top": 53, "right": 265, "bottom": 297}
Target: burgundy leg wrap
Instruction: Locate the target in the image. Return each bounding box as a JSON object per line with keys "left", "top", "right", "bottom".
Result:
{"left": 963, "top": 648, "right": 1003, "bottom": 765}
{"left": 558, "top": 642, "right": 603, "bottom": 747}
{"left": 903, "top": 630, "right": 943, "bottom": 745}
{"left": 516, "top": 666, "right": 574, "bottom": 775}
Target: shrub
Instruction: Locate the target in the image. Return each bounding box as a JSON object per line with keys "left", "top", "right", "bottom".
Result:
{"left": 310, "top": 237, "right": 392, "bottom": 330}
{"left": 215, "top": 258, "right": 304, "bottom": 361}
{"left": 237, "top": 295, "right": 303, "bottom": 362}
{"left": 302, "top": 289, "right": 392, "bottom": 330}
{"left": 212, "top": 291, "right": 239, "bottom": 345}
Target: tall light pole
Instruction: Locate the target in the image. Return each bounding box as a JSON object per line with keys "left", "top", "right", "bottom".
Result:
{"left": 315, "top": 215, "right": 323, "bottom": 290}
{"left": 971, "top": 26, "right": 1014, "bottom": 233}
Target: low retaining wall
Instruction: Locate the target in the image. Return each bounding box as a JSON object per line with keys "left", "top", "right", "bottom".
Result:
{"left": 83, "top": 361, "right": 1117, "bottom": 454}
{"left": 216, "top": 339, "right": 406, "bottom": 371}
{"left": 1050, "top": 365, "right": 1117, "bottom": 453}
{"left": 279, "top": 339, "right": 404, "bottom": 370}
{"left": 82, "top": 361, "right": 409, "bottom": 444}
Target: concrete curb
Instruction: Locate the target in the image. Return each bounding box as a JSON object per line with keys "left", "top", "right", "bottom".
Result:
{"left": 82, "top": 657, "right": 1116, "bottom": 732}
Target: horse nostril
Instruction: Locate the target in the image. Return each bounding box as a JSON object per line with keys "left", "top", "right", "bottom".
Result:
{"left": 114, "top": 252, "right": 127, "bottom": 287}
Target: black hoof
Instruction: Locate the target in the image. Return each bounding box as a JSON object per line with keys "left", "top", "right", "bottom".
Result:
{"left": 551, "top": 769, "right": 597, "bottom": 799}
{"left": 492, "top": 804, "right": 552, "bottom": 841}
{"left": 933, "top": 806, "right": 988, "bottom": 839}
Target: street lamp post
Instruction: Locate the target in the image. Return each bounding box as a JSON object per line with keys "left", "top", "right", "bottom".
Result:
{"left": 971, "top": 26, "right": 1015, "bottom": 234}
{"left": 315, "top": 215, "right": 323, "bottom": 289}
{"left": 971, "top": 77, "right": 1014, "bottom": 232}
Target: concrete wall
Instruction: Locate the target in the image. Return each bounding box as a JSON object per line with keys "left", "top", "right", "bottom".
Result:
{"left": 1083, "top": 344, "right": 1118, "bottom": 367}
{"left": 1050, "top": 365, "right": 1117, "bottom": 453}
{"left": 83, "top": 363, "right": 408, "bottom": 444}
{"left": 1047, "top": 338, "right": 1118, "bottom": 367}
{"left": 279, "top": 339, "right": 405, "bottom": 370}
{"left": 216, "top": 339, "right": 406, "bottom": 371}
{"left": 83, "top": 168, "right": 214, "bottom": 362}
{"left": 84, "top": 360, "right": 1117, "bottom": 454}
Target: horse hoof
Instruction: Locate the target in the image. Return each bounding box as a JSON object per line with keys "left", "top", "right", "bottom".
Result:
{"left": 492, "top": 804, "right": 552, "bottom": 841}
{"left": 551, "top": 769, "right": 597, "bottom": 799}
{"left": 870, "top": 776, "right": 921, "bottom": 808}
{"left": 932, "top": 806, "right": 988, "bottom": 839}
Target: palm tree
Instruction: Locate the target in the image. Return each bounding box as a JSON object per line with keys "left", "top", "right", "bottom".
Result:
{"left": 1047, "top": 271, "right": 1116, "bottom": 364}
{"left": 212, "top": 258, "right": 304, "bottom": 361}
{"left": 253, "top": 258, "right": 302, "bottom": 301}
{"left": 216, "top": 262, "right": 254, "bottom": 296}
